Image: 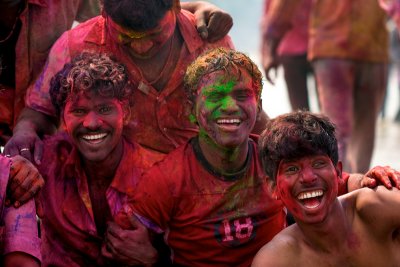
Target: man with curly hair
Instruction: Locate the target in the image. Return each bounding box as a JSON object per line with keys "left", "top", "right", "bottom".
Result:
{"left": 120, "top": 47, "right": 286, "bottom": 266}
{"left": 5, "top": 0, "right": 238, "bottom": 165}
{"left": 37, "top": 53, "right": 165, "bottom": 266}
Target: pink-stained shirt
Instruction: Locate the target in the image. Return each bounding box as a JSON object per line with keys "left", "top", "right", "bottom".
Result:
{"left": 26, "top": 10, "right": 234, "bottom": 154}
{"left": 261, "top": 0, "right": 312, "bottom": 56}
{"left": 0, "top": 156, "right": 41, "bottom": 262}
{"left": 0, "top": 0, "right": 100, "bottom": 128}
{"left": 125, "top": 137, "right": 286, "bottom": 266}
{"left": 37, "top": 133, "right": 164, "bottom": 267}
{"left": 265, "top": 0, "right": 389, "bottom": 63}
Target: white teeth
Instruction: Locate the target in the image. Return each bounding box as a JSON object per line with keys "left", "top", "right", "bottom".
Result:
{"left": 82, "top": 133, "right": 107, "bottom": 141}
{"left": 217, "top": 118, "right": 241, "bottom": 124}
{"left": 297, "top": 190, "right": 323, "bottom": 200}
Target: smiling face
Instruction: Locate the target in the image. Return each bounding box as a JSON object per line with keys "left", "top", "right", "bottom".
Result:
{"left": 194, "top": 70, "right": 259, "bottom": 150}
{"left": 63, "top": 92, "right": 129, "bottom": 163}
{"left": 275, "top": 154, "right": 341, "bottom": 224}
{"left": 107, "top": 10, "right": 176, "bottom": 58}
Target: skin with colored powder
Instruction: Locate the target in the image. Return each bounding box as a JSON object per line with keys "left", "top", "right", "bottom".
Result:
{"left": 253, "top": 111, "right": 400, "bottom": 267}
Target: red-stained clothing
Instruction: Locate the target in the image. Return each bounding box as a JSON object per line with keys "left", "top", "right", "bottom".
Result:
{"left": 0, "top": 0, "right": 99, "bottom": 130}
{"left": 26, "top": 11, "right": 234, "bottom": 154}
{"left": 264, "top": 0, "right": 389, "bottom": 63}
{"left": 37, "top": 133, "right": 164, "bottom": 267}
{"left": 125, "top": 137, "right": 286, "bottom": 267}
{"left": 0, "top": 156, "right": 41, "bottom": 262}
{"left": 261, "top": 0, "right": 311, "bottom": 56}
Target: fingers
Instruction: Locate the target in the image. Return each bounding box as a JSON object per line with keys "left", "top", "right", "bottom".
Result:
{"left": 360, "top": 177, "right": 377, "bottom": 188}
{"left": 7, "top": 155, "right": 43, "bottom": 207}
{"left": 365, "top": 166, "right": 400, "bottom": 189}
{"left": 3, "top": 135, "right": 43, "bottom": 164}
{"left": 386, "top": 167, "right": 400, "bottom": 189}
{"left": 265, "top": 67, "right": 277, "bottom": 85}
{"left": 195, "top": 10, "right": 209, "bottom": 40}
{"left": 206, "top": 12, "right": 233, "bottom": 43}
{"left": 35, "top": 193, "right": 44, "bottom": 218}
{"left": 34, "top": 139, "right": 44, "bottom": 165}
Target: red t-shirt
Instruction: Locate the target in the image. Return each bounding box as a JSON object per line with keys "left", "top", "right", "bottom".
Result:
{"left": 38, "top": 132, "right": 164, "bottom": 267}
{"left": 127, "top": 137, "right": 286, "bottom": 267}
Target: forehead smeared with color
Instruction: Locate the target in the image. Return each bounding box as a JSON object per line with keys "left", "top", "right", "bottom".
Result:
{"left": 184, "top": 48, "right": 263, "bottom": 102}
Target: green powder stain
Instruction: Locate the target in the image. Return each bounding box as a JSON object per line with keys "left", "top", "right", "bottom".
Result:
{"left": 202, "top": 78, "right": 237, "bottom": 120}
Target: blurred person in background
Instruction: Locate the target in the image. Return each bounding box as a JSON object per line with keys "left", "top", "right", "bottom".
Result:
{"left": 265, "top": 0, "right": 390, "bottom": 173}
{"left": 261, "top": 0, "right": 316, "bottom": 112}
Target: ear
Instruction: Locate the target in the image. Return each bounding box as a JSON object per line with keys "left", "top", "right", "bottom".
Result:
{"left": 256, "top": 100, "right": 262, "bottom": 120}
{"left": 272, "top": 186, "right": 281, "bottom": 200}
{"left": 267, "top": 178, "right": 280, "bottom": 200}
{"left": 122, "top": 102, "right": 131, "bottom": 125}
{"left": 189, "top": 98, "right": 198, "bottom": 125}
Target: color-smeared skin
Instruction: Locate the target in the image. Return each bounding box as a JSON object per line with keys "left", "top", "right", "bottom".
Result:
{"left": 107, "top": 10, "right": 176, "bottom": 58}
{"left": 195, "top": 71, "right": 258, "bottom": 150}
{"left": 63, "top": 92, "right": 129, "bottom": 164}
{"left": 275, "top": 155, "right": 340, "bottom": 224}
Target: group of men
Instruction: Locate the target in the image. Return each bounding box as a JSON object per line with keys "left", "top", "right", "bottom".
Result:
{"left": 1, "top": 0, "right": 400, "bottom": 267}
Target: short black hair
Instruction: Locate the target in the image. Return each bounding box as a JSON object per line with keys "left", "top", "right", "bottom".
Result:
{"left": 103, "top": 0, "right": 173, "bottom": 31}
{"left": 50, "top": 52, "right": 132, "bottom": 118}
{"left": 259, "top": 110, "right": 339, "bottom": 183}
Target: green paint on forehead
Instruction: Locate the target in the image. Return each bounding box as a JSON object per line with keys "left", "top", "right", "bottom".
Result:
{"left": 202, "top": 77, "right": 237, "bottom": 97}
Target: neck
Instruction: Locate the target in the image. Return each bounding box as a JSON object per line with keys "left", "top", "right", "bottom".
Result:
{"left": 297, "top": 199, "right": 350, "bottom": 253}
{"left": 198, "top": 135, "right": 249, "bottom": 175}
{"left": 82, "top": 140, "right": 124, "bottom": 187}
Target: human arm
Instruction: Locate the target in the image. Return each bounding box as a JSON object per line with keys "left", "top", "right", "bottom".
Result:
{"left": 4, "top": 252, "right": 40, "bottom": 267}
{"left": 260, "top": 0, "right": 301, "bottom": 84}
{"left": 356, "top": 185, "right": 400, "bottom": 234}
{"left": 346, "top": 166, "right": 400, "bottom": 193}
{"left": 181, "top": 1, "right": 233, "bottom": 42}
{"left": 2, "top": 191, "right": 41, "bottom": 266}
{"left": 4, "top": 108, "right": 57, "bottom": 165}
{"left": 4, "top": 29, "right": 72, "bottom": 163}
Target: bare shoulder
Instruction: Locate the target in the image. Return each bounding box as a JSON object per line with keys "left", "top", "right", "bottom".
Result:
{"left": 252, "top": 226, "right": 301, "bottom": 267}
{"left": 354, "top": 186, "right": 400, "bottom": 212}
{"left": 350, "top": 186, "right": 400, "bottom": 230}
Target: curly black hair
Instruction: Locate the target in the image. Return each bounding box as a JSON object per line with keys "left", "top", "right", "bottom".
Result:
{"left": 49, "top": 52, "right": 132, "bottom": 118}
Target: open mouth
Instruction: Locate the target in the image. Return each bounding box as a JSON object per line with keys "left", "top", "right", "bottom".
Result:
{"left": 216, "top": 118, "right": 242, "bottom": 129}
{"left": 297, "top": 189, "right": 324, "bottom": 209}
{"left": 81, "top": 132, "right": 108, "bottom": 144}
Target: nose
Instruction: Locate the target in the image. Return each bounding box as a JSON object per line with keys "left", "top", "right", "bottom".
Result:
{"left": 220, "top": 96, "right": 239, "bottom": 113}
{"left": 82, "top": 111, "right": 102, "bottom": 130}
{"left": 299, "top": 166, "right": 317, "bottom": 184}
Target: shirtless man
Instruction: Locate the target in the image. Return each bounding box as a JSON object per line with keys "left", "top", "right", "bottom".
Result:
{"left": 252, "top": 110, "right": 400, "bottom": 267}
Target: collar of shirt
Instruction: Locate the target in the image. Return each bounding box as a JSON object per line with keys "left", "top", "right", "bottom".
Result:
{"left": 83, "top": 9, "right": 204, "bottom": 55}
{"left": 63, "top": 138, "right": 140, "bottom": 196}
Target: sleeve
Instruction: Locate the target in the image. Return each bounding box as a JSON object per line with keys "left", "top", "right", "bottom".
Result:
{"left": 75, "top": 0, "right": 101, "bottom": 23}
{"left": 1, "top": 201, "right": 41, "bottom": 262}
{"left": 124, "top": 164, "right": 176, "bottom": 233}
{"left": 25, "top": 31, "right": 73, "bottom": 117}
